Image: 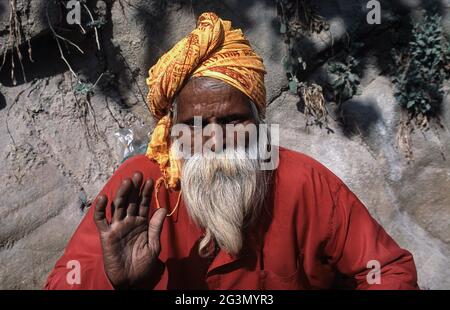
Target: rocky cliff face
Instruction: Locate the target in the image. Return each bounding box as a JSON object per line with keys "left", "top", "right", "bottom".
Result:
{"left": 1, "top": 0, "right": 449, "bottom": 289}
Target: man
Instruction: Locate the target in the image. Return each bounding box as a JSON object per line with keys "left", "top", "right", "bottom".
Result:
{"left": 45, "top": 12, "right": 418, "bottom": 290}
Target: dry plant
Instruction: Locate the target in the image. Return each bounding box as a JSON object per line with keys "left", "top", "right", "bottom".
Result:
{"left": 298, "top": 82, "right": 332, "bottom": 132}
{"left": 0, "top": 0, "right": 34, "bottom": 85}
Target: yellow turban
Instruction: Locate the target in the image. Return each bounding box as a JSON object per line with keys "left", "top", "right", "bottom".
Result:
{"left": 145, "top": 12, "right": 266, "bottom": 191}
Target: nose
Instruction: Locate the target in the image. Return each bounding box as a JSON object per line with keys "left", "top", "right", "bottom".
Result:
{"left": 204, "top": 122, "right": 226, "bottom": 153}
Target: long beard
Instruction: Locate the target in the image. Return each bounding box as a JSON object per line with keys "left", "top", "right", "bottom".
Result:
{"left": 173, "top": 142, "right": 269, "bottom": 257}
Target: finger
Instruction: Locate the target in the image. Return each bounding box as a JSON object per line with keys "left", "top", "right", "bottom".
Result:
{"left": 138, "top": 179, "right": 154, "bottom": 218}
{"left": 112, "top": 178, "right": 133, "bottom": 222}
{"left": 126, "top": 172, "right": 143, "bottom": 217}
{"left": 148, "top": 208, "right": 168, "bottom": 241}
{"left": 94, "top": 195, "right": 109, "bottom": 232}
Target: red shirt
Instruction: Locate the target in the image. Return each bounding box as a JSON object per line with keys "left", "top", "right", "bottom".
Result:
{"left": 45, "top": 147, "right": 418, "bottom": 289}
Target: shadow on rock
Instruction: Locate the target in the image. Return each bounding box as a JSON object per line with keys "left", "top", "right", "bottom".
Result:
{"left": 0, "top": 91, "right": 6, "bottom": 111}
{"left": 340, "top": 98, "right": 382, "bottom": 139}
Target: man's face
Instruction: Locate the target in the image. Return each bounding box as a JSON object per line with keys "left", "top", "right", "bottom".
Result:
{"left": 174, "top": 77, "right": 257, "bottom": 154}
{"left": 170, "top": 77, "right": 269, "bottom": 258}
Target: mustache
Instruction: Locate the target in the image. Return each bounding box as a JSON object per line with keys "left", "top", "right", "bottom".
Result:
{"left": 177, "top": 142, "right": 269, "bottom": 257}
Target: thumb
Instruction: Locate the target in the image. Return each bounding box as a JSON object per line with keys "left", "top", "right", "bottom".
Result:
{"left": 148, "top": 208, "right": 168, "bottom": 241}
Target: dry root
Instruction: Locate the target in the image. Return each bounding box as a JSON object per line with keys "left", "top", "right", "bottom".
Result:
{"left": 0, "top": 0, "right": 34, "bottom": 85}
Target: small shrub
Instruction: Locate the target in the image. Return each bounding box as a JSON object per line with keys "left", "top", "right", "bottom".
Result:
{"left": 391, "top": 12, "right": 450, "bottom": 126}
{"left": 328, "top": 55, "right": 362, "bottom": 105}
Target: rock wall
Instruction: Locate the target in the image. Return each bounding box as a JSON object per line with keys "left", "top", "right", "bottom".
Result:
{"left": 0, "top": 0, "right": 449, "bottom": 289}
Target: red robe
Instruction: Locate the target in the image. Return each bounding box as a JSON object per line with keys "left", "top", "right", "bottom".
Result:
{"left": 45, "top": 147, "right": 418, "bottom": 289}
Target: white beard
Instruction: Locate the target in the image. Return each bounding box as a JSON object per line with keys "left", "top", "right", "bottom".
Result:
{"left": 172, "top": 141, "right": 270, "bottom": 257}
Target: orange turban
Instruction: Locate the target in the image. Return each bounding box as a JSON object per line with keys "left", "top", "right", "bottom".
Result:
{"left": 145, "top": 12, "right": 266, "bottom": 191}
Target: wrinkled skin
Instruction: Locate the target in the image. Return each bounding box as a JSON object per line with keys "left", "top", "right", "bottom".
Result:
{"left": 94, "top": 77, "right": 256, "bottom": 289}
{"left": 175, "top": 77, "right": 258, "bottom": 153}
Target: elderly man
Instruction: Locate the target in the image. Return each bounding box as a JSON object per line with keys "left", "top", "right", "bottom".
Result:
{"left": 45, "top": 13, "right": 418, "bottom": 290}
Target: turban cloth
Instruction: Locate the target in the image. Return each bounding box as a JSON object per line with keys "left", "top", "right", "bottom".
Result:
{"left": 145, "top": 12, "right": 266, "bottom": 192}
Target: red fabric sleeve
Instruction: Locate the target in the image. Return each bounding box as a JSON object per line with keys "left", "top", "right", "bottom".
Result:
{"left": 44, "top": 198, "right": 114, "bottom": 290}
{"left": 44, "top": 155, "right": 157, "bottom": 290}
{"left": 325, "top": 184, "right": 419, "bottom": 290}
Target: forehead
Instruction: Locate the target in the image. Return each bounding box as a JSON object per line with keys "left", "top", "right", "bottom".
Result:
{"left": 175, "top": 77, "right": 252, "bottom": 119}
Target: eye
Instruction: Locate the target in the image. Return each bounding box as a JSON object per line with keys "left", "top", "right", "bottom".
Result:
{"left": 221, "top": 114, "right": 247, "bottom": 125}
{"left": 182, "top": 118, "right": 196, "bottom": 127}
{"left": 228, "top": 119, "right": 242, "bottom": 125}
{"left": 188, "top": 121, "right": 205, "bottom": 130}
{"left": 190, "top": 124, "right": 203, "bottom": 130}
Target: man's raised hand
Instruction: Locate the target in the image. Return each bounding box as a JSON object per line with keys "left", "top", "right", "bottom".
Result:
{"left": 94, "top": 171, "right": 167, "bottom": 289}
